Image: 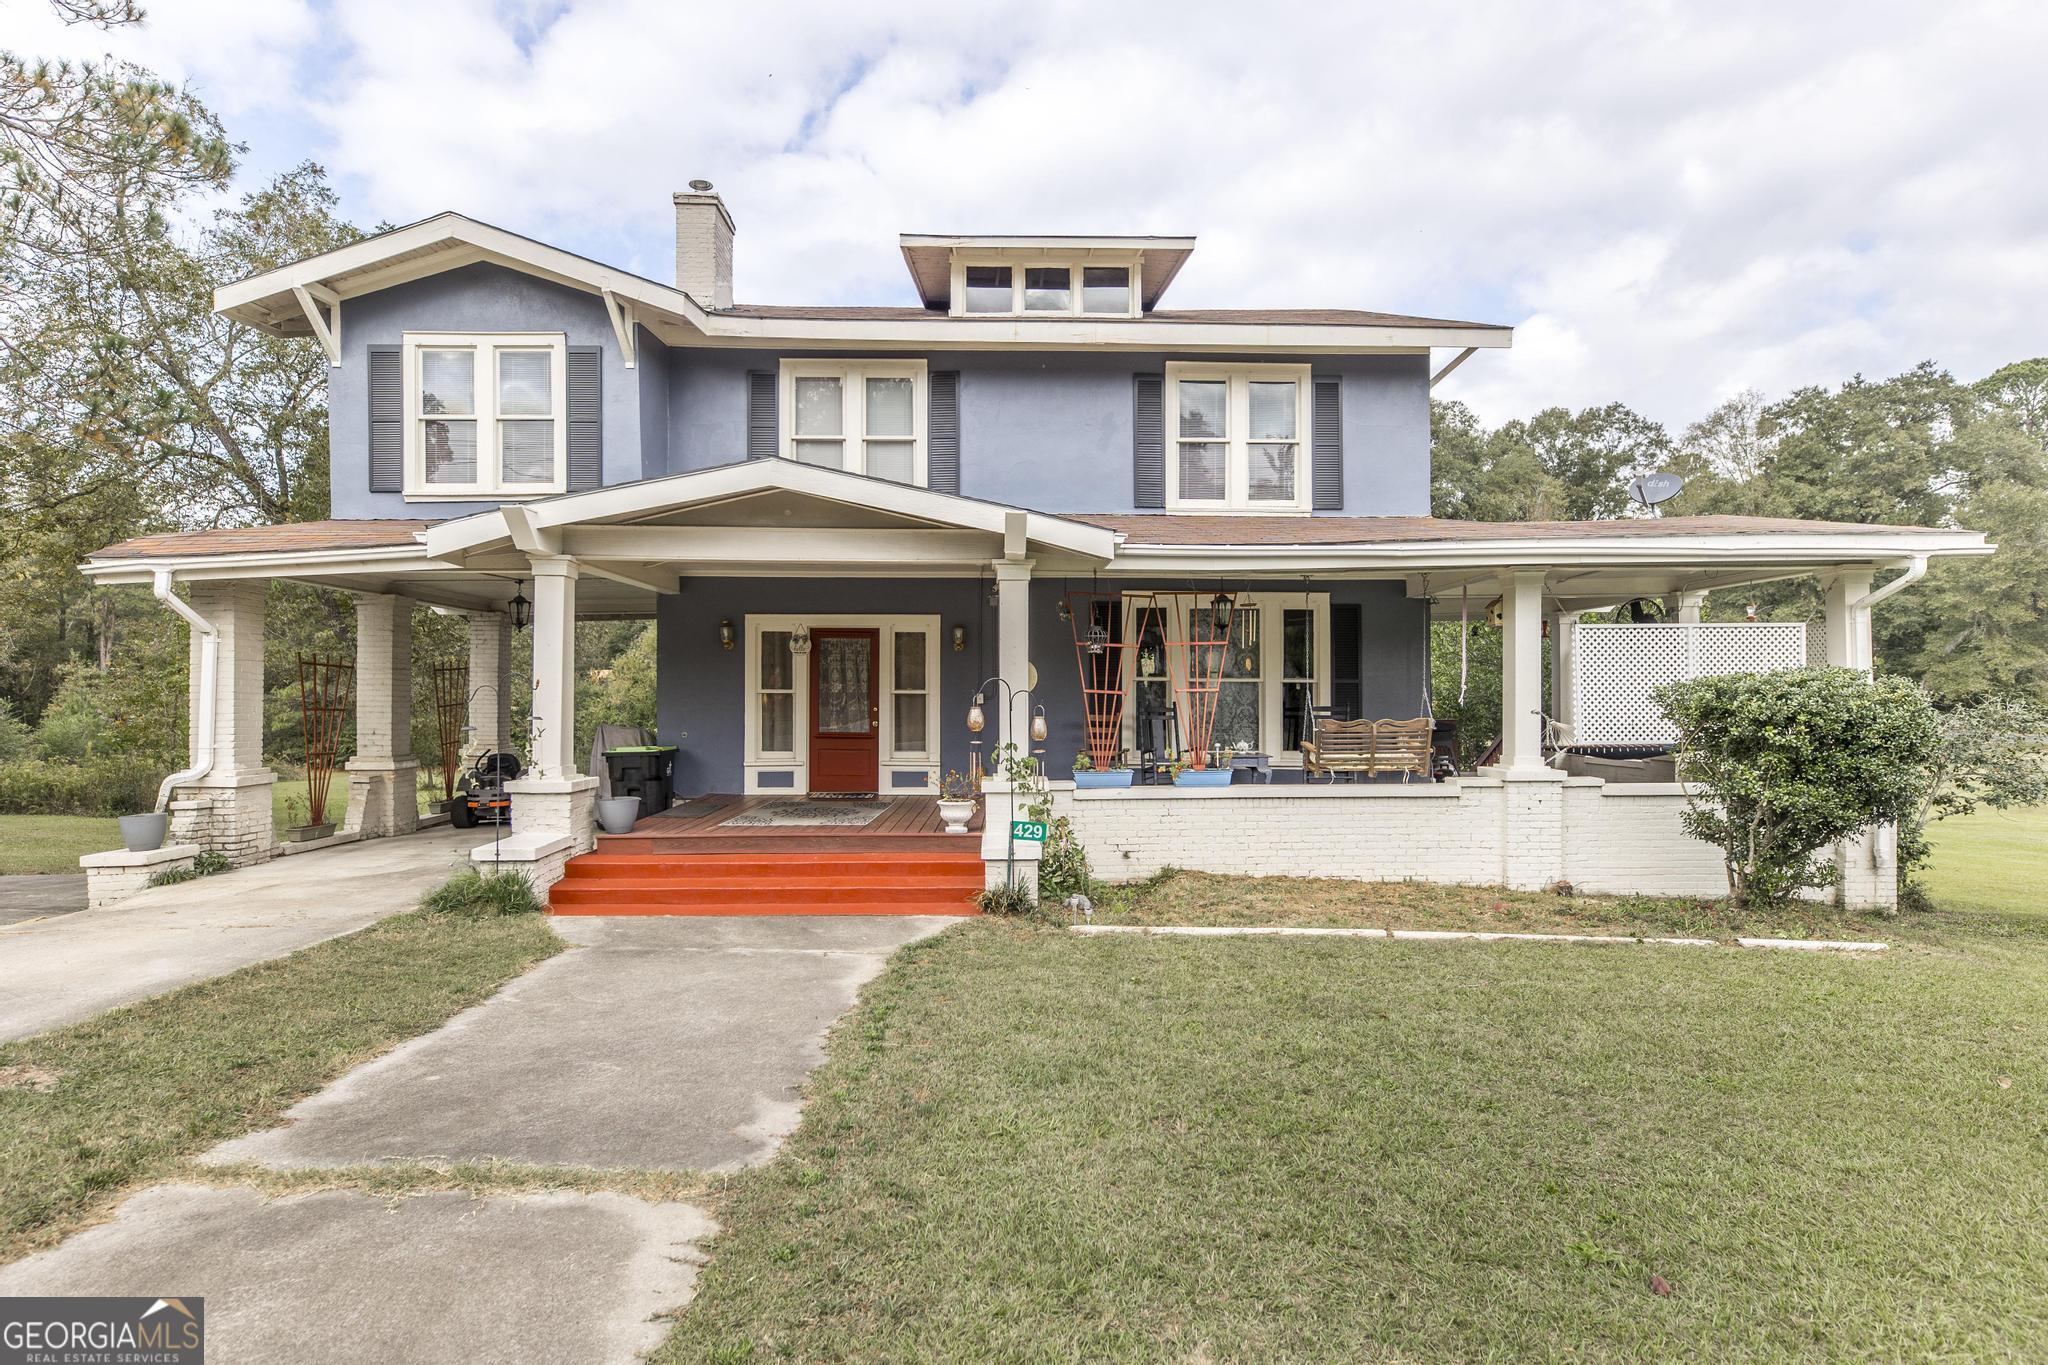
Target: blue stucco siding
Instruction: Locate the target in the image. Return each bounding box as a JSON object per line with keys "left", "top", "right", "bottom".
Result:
{"left": 329, "top": 262, "right": 648, "bottom": 519}
{"left": 662, "top": 348, "right": 1431, "bottom": 516}
{"left": 652, "top": 576, "right": 1426, "bottom": 794}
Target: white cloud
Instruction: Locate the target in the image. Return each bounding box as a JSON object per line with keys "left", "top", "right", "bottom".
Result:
{"left": 4, "top": 0, "right": 2045, "bottom": 427}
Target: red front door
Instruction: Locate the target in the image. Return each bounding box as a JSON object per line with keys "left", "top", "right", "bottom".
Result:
{"left": 809, "top": 628, "right": 880, "bottom": 794}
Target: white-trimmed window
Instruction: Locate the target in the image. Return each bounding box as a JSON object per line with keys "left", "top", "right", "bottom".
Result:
{"left": 779, "top": 359, "right": 928, "bottom": 485}
{"left": 758, "top": 629, "right": 796, "bottom": 755}
{"left": 403, "top": 332, "right": 567, "bottom": 497}
{"left": 1125, "top": 593, "right": 1332, "bottom": 765}
{"left": 1165, "top": 362, "right": 1312, "bottom": 512}
{"left": 891, "top": 629, "right": 929, "bottom": 755}
{"left": 950, "top": 256, "right": 1142, "bottom": 317}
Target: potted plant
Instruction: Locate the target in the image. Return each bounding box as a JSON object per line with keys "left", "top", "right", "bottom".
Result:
{"left": 283, "top": 793, "right": 335, "bottom": 843}
{"left": 596, "top": 794, "right": 642, "bottom": 835}
{"left": 1171, "top": 757, "right": 1232, "bottom": 788}
{"left": 118, "top": 809, "right": 169, "bottom": 852}
{"left": 1071, "top": 751, "right": 1133, "bottom": 790}
{"left": 936, "top": 769, "right": 979, "bottom": 833}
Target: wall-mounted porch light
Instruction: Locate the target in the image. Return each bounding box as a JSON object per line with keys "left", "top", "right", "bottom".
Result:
{"left": 508, "top": 582, "right": 532, "bottom": 631}
{"left": 718, "top": 618, "right": 735, "bottom": 651}
{"left": 951, "top": 624, "right": 967, "bottom": 653}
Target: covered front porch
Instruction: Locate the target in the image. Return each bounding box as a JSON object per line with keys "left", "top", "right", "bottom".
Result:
{"left": 81, "top": 461, "right": 1990, "bottom": 911}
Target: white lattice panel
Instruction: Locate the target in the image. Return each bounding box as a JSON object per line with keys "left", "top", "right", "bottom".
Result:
{"left": 1572, "top": 623, "right": 1809, "bottom": 745}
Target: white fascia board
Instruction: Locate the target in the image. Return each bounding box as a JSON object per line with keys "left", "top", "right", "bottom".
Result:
{"left": 682, "top": 314, "right": 1511, "bottom": 353}
{"left": 82, "top": 543, "right": 434, "bottom": 584}
{"left": 423, "top": 508, "right": 515, "bottom": 560}
{"left": 1104, "top": 531, "right": 1992, "bottom": 575}
{"left": 899, "top": 234, "right": 1198, "bottom": 252}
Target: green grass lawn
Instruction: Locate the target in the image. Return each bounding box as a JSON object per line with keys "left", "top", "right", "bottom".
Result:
{"left": 0, "top": 907, "right": 560, "bottom": 1263}
{"left": 1919, "top": 801, "right": 2048, "bottom": 918}
{"left": 660, "top": 911, "right": 2048, "bottom": 1362}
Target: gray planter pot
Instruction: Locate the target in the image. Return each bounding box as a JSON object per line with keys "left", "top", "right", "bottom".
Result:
{"left": 597, "top": 796, "right": 642, "bottom": 835}
{"left": 286, "top": 823, "right": 337, "bottom": 844}
{"left": 118, "top": 812, "right": 168, "bottom": 852}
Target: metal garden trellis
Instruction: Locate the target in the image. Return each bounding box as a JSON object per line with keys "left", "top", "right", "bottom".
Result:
{"left": 1132, "top": 590, "right": 1238, "bottom": 771}
{"left": 430, "top": 660, "right": 469, "bottom": 801}
{"left": 1065, "top": 590, "right": 1138, "bottom": 771}
{"left": 295, "top": 654, "right": 353, "bottom": 828}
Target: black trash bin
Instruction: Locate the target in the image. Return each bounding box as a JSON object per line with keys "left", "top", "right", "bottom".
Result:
{"left": 603, "top": 745, "right": 678, "bottom": 820}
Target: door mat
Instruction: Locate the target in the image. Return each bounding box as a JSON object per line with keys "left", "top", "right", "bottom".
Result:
{"left": 720, "top": 799, "right": 890, "bottom": 828}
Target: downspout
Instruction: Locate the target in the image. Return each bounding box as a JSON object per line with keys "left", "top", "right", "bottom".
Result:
{"left": 1848, "top": 554, "right": 1928, "bottom": 612}
{"left": 152, "top": 569, "right": 217, "bottom": 813}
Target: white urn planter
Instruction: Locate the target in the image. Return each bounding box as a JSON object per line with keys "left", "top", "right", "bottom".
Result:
{"left": 936, "top": 798, "right": 976, "bottom": 834}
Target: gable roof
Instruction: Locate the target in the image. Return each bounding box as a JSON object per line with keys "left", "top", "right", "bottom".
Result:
{"left": 212, "top": 212, "right": 1513, "bottom": 354}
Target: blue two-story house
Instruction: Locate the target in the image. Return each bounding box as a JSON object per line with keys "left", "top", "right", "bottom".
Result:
{"left": 83, "top": 185, "right": 1986, "bottom": 912}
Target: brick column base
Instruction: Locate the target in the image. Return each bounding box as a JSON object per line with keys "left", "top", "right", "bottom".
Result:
{"left": 507, "top": 775, "right": 600, "bottom": 856}
{"left": 1836, "top": 826, "right": 1899, "bottom": 911}
{"left": 1499, "top": 770, "right": 1568, "bottom": 891}
{"left": 168, "top": 773, "right": 277, "bottom": 867}
{"left": 344, "top": 757, "right": 421, "bottom": 839}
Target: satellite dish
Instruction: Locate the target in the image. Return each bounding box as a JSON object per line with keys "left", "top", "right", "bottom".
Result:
{"left": 1628, "top": 472, "right": 1686, "bottom": 510}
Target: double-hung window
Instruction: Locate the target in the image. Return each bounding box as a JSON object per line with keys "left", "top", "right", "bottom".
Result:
{"left": 1165, "top": 362, "right": 1312, "bottom": 512}
{"left": 403, "top": 333, "right": 567, "bottom": 497}
{"left": 780, "top": 359, "right": 928, "bottom": 485}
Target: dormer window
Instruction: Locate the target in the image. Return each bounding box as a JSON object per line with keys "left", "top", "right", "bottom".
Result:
{"left": 948, "top": 255, "right": 1142, "bottom": 317}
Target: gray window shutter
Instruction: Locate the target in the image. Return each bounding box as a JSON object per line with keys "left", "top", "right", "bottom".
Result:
{"left": 1331, "top": 603, "right": 1363, "bottom": 720}
{"left": 1312, "top": 375, "right": 1343, "bottom": 511}
{"left": 567, "top": 346, "right": 602, "bottom": 491}
{"left": 927, "top": 370, "right": 960, "bottom": 494}
{"left": 1133, "top": 373, "right": 1164, "bottom": 508}
{"left": 747, "top": 371, "right": 777, "bottom": 460}
{"left": 368, "top": 345, "right": 402, "bottom": 493}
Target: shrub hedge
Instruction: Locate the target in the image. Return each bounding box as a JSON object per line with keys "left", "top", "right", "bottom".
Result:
{"left": 0, "top": 759, "right": 165, "bottom": 816}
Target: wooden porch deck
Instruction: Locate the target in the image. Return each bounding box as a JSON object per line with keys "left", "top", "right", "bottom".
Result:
{"left": 595, "top": 793, "right": 982, "bottom": 855}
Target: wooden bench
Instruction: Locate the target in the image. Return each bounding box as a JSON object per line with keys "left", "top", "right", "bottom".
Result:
{"left": 1302, "top": 717, "right": 1435, "bottom": 781}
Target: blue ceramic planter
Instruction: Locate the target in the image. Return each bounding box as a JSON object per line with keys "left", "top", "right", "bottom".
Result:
{"left": 1073, "top": 769, "right": 1134, "bottom": 789}
{"left": 1172, "top": 768, "right": 1233, "bottom": 788}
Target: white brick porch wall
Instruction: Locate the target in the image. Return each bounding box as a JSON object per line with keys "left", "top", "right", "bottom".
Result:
{"left": 1053, "top": 778, "right": 1814, "bottom": 902}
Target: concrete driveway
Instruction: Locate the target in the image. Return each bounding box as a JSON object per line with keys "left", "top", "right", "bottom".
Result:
{"left": 0, "top": 874, "right": 85, "bottom": 926}
{"left": 0, "top": 826, "right": 486, "bottom": 1042}
{"left": 207, "top": 914, "right": 953, "bottom": 1172}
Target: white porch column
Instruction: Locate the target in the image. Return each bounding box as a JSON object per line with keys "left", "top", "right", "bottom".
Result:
{"left": 1490, "top": 569, "right": 1567, "bottom": 891}
{"left": 1497, "top": 569, "right": 1549, "bottom": 776}
{"left": 1823, "top": 570, "right": 1874, "bottom": 672}
{"left": 1823, "top": 569, "right": 1894, "bottom": 908}
{"left": 464, "top": 609, "right": 513, "bottom": 764}
{"left": 343, "top": 592, "right": 419, "bottom": 839}
{"left": 994, "top": 558, "right": 1034, "bottom": 747}
{"left": 1675, "top": 590, "right": 1707, "bottom": 625}
{"left": 169, "top": 580, "right": 275, "bottom": 865}
{"left": 502, "top": 554, "right": 597, "bottom": 876}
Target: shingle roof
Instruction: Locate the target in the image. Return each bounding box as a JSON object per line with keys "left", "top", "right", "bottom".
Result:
{"left": 92, "top": 520, "right": 434, "bottom": 559}
{"left": 714, "top": 304, "right": 1509, "bottom": 329}
{"left": 1068, "top": 514, "right": 1949, "bottom": 545}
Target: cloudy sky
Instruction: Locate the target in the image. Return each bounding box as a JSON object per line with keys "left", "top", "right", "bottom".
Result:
{"left": 6, "top": 0, "right": 2045, "bottom": 426}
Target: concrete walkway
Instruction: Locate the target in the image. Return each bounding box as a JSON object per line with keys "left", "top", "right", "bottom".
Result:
{"left": 206, "top": 914, "right": 953, "bottom": 1172}
{"left": 0, "top": 1184, "right": 713, "bottom": 1365}
{"left": 0, "top": 827, "right": 486, "bottom": 1042}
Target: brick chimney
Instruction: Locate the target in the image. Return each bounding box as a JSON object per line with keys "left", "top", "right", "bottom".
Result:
{"left": 672, "top": 180, "right": 735, "bottom": 309}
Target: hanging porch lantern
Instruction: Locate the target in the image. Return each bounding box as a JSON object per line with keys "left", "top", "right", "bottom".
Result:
{"left": 508, "top": 582, "right": 532, "bottom": 631}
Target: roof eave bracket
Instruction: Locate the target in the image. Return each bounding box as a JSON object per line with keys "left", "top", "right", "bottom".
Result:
{"left": 292, "top": 284, "right": 341, "bottom": 366}
{"left": 602, "top": 289, "right": 636, "bottom": 369}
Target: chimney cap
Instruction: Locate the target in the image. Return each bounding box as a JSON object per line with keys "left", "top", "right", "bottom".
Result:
{"left": 687, "top": 179, "right": 714, "bottom": 192}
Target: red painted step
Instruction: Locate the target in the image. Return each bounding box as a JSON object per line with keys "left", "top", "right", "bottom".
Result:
{"left": 548, "top": 848, "right": 984, "bottom": 917}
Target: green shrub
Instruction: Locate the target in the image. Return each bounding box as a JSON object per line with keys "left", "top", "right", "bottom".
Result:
{"left": 0, "top": 702, "right": 29, "bottom": 764}
{"left": 0, "top": 758, "right": 165, "bottom": 816}
{"left": 420, "top": 869, "right": 543, "bottom": 918}
{"left": 1656, "top": 666, "right": 1939, "bottom": 909}
{"left": 1037, "top": 816, "right": 1093, "bottom": 903}
{"left": 146, "top": 850, "right": 232, "bottom": 888}
{"left": 976, "top": 879, "right": 1037, "bottom": 917}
